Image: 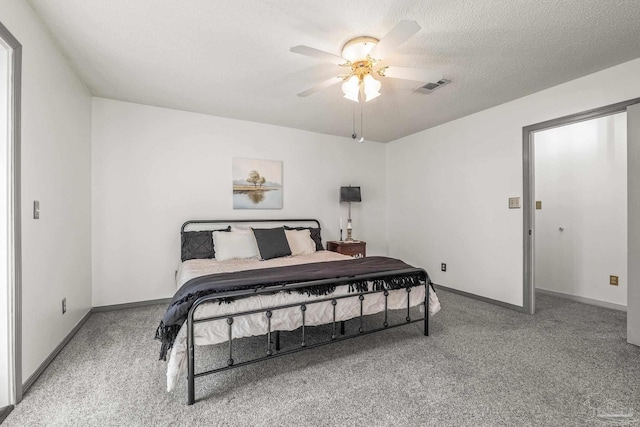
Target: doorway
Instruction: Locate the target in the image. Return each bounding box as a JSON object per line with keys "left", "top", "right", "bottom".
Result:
{"left": 533, "top": 113, "right": 627, "bottom": 308}
{"left": 523, "top": 98, "right": 640, "bottom": 323}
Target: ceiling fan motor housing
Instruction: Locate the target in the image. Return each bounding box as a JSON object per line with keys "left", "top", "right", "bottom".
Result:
{"left": 341, "top": 36, "right": 379, "bottom": 63}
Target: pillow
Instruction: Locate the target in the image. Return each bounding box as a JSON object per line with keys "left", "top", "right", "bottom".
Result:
{"left": 285, "top": 229, "right": 316, "bottom": 256}
{"left": 251, "top": 227, "right": 292, "bottom": 260}
{"left": 180, "top": 226, "right": 230, "bottom": 262}
{"left": 213, "top": 230, "right": 259, "bottom": 261}
{"left": 284, "top": 226, "right": 324, "bottom": 251}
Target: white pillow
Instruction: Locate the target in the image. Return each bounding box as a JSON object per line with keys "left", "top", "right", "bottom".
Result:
{"left": 285, "top": 229, "right": 316, "bottom": 256}
{"left": 213, "top": 230, "right": 259, "bottom": 261}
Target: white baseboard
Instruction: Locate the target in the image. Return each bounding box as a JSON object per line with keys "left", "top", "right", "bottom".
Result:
{"left": 536, "top": 288, "right": 627, "bottom": 312}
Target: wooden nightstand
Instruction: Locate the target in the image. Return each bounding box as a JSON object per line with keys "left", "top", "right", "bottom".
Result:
{"left": 326, "top": 241, "right": 366, "bottom": 258}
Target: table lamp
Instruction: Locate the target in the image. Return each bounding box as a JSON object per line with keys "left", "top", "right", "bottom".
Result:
{"left": 340, "top": 186, "right": 361, "bottom": 241}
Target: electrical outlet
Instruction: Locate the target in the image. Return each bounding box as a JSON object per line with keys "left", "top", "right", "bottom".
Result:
{"left": 536, "top": 201, "right": 542, "bottom": 210}
{"left": 610, "top": 276, "right": 619, "bottom": 286}
{"left": 62, "top": 298, "right": 66, "bottom": 314}
{"left": 508, "top": 197, "right": 521, "bottom": 209}
{"left": 441, "top": 263, "right": 447, "bottom": 272}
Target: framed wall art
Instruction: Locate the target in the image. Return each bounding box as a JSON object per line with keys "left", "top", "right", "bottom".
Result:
{"left": 232, "top": 158, "right": 283, "bottom": 209}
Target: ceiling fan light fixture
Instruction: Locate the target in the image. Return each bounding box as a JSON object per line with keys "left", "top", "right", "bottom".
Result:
{"left": 343, "top": 91, "right": 360, "bottom": 103}
{"left": 363, "top": 74, "right": 381, "bottom": 90}
{"left": 363, "top": 74, "right": 381, "bottom": 102}
{"left": 342, "top": 75, "right": 360, "bottom": 102}
{"left": 340, "top": 36, "right": 382, "bottom": 103}
{"left": 341, "top": 73, "right": 382, "bottom": 103}
{"left": 291, "top": 20, "right": 443, "bottom": 108}
{"left": 365, "top": 90, "right": 381, "bottom": 102}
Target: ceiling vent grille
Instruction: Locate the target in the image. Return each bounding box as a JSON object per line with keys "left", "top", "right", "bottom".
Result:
{"left": 415, "top": 79, "right": 451, "bottom": 94}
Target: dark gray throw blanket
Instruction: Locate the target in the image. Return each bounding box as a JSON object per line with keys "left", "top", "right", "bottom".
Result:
{"left": 156, "top": 256, "right": 430, "bottom": 360}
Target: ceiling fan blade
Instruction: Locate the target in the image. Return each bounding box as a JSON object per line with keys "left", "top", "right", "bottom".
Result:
{"left": 382, "top": 66, "right": 443, "bottom": 83}
{"left": 290, "top": 45, "right": 347, "bottom": 65}
{"left": 369, "top": 20, "right": 421, "bottom": 59}
{"left": 297, "top": 76, "right": 344, "bottom": 97}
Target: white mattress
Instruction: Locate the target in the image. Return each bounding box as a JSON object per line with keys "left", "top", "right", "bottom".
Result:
{"left": 166, "top": 251, "right": 440, "bottom": 392}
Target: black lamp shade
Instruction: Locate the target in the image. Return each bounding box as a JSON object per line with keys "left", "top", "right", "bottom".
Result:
{"left": 340, "top": 186, "right": 361, "bottom": 203}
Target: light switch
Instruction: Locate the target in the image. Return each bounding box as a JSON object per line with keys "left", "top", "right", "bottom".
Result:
{"left": 536, "top": 201, "right": 542, "bottom": 210}
{"left": 508, "top": 197, "right": 521, "bottom": 209}
{"left": 33, "top": 200, "right": 40, "bottom": 219}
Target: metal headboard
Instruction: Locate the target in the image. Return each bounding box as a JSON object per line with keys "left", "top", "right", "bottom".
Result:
{"left": 181, "top": 219, "right": 321, "bottom": 234}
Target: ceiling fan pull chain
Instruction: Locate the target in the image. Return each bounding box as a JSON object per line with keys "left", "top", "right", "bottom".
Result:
{"left": 359, "top": 102, "right": 365, "bottom": 143}
{"left": 352, "top": 105, "right": 357, "bottom": 139}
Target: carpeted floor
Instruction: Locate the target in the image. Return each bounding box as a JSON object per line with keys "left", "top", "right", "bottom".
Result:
{"left": 4, "top": 290, "right": 640, "bottom": 426}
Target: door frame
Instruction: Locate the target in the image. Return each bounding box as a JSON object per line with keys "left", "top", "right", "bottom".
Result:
{"left": 0, "top": 21, "right": 22, "bottom": 405}
{"left": 522, "top": 97, "right": 640, "bottom": 314}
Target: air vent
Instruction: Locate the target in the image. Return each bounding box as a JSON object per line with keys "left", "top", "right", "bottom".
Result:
{"left": 415, "top": 79, "right": 451, "bottom": 94}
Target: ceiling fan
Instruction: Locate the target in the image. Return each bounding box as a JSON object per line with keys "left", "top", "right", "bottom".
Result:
{"left": 291, "top": 20, "right": 443, "bottom": 103}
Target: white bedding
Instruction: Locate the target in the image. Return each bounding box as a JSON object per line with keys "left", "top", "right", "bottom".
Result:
{"left": 166, "top": 251, "right": 441, "bottom": 392}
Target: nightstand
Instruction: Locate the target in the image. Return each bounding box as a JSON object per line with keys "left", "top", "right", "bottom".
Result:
{"left": 326, "top": 240, "right": 366, "bottom": 258}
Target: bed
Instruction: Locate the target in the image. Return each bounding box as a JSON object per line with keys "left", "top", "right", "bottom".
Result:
{"left": 156, "top": 219, "right": 440, "bottom": 404}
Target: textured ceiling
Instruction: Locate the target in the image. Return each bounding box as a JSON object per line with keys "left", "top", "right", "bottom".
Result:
{"left": 27, "top": 0, "right": 640, "bottom": 142}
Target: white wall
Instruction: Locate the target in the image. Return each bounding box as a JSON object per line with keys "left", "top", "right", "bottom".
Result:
{"left": 0, "top": 3, "right": 92, "bottom": 381}
{"left": 387, "top": 58, "right": 640, "bottom": 306}
{"left": 91, "top": 98, "right": 387, "bottom": 306}
{"left": 534, "top": 113, "right": 627, "bottom": 306}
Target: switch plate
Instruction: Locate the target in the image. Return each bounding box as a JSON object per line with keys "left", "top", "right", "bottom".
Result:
{"left": 509, "top": 197, "right": 521, "bottom": 209}
{"left": 33, "top": 200, "right": 40, "bottom": 219}
{"left": 536, "top": 201, "right": 542, "bottom": 210}
{"left": 610, "top": 275, "right": 619, "bottom": 286}
{"left": 441, "top": 263, "right": 447, "bottom": 272}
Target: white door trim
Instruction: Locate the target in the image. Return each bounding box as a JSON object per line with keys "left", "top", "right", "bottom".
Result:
{"left": 522, "top": 98, "right": 640, "bottom": 315}
{"left": 0, "top": 20, "right": 22, "bottom": 405}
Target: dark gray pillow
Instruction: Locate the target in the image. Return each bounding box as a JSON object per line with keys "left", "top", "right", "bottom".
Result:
{"left": 252, "top": 227, "right": 292, "bottom": 260}
{"left": 181, "top": 226, "right": 231, "bottom": 262}
{"left": 284, "top": 226, "right": 324, "bottom": 251}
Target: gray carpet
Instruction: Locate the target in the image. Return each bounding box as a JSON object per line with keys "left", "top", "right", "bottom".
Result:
{"left": 4, "top": 290, "right": 640, "bottom": 426}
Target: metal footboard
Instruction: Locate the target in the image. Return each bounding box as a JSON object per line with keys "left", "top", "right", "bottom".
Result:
{"left": 186, "top": 268, "right": 429, "bottom": 405}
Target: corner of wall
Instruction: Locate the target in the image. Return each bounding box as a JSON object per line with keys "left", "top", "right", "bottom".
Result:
{"left": 1, "top": 0, "right": 94, "bottom": 382}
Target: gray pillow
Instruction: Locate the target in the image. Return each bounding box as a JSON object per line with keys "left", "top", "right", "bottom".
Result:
{"left": 181, "top": 226, "right": 230, "bottom": 262}
{"left": 251, "top": 227, "right": 292, "bottom": 260}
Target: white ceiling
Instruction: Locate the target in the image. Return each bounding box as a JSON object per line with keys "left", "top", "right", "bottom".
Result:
{"left": 27, "top": 0, "right": 640, "bottom": 142}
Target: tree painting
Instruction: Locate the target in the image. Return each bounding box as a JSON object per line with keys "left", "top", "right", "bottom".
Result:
{"left": 232, "top": 158, "right": 282, "bottom": 209}
{"left": 247, "top": 170, "right": 261, "bottom": 188}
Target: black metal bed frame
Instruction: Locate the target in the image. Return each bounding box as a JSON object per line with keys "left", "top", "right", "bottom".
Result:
{"left": 180, "top": 219, "right": 429, "bottom": 405}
